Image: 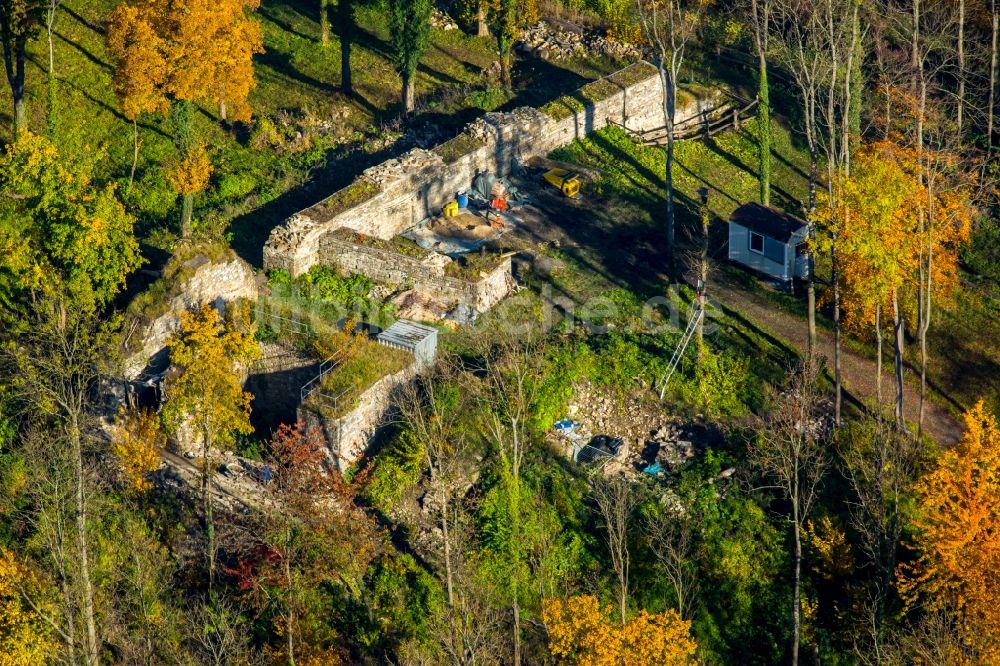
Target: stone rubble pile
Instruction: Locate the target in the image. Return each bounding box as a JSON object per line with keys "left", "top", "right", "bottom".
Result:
{"left": 516, "top": 20, "right": 643, "bottom": 63}
{"left": 558, "top": 379, "right": 702, "bottom": 478}
{"left": 431, "top": 8, "right": 460, "bottom": 31}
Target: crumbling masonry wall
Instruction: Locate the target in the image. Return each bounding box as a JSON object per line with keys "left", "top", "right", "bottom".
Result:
{"left": 319, "top": 236, "right": 514, "bottom": 312}
{"left": 263, "top": 62, "right": 710, "bottom": 278}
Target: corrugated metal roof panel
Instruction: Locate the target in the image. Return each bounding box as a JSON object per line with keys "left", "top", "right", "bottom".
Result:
{"left": 376, "top": 320, "right": 437, "bottom": 349}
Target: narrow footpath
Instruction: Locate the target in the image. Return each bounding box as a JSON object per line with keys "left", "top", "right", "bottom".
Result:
{"left": 711, "top": 274, "right": 964, "bottom": 445}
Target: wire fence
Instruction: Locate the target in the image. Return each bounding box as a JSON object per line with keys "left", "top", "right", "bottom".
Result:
{"left": 300, "top": 350, "right": 347, "bottom": 403}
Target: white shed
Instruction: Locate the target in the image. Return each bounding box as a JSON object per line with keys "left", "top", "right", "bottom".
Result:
{"left": 376, "top": 320, "right": 438, "bottom": 368}
{"left": 727, "top": 203, "right": 810, "bottom": 283}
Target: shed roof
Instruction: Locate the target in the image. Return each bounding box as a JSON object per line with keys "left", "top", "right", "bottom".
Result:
{"left": 376, "top": 319, "right": 437, "bottom": 350}
{"left": 730, "top": 203, "right": 807, "bottom": 243}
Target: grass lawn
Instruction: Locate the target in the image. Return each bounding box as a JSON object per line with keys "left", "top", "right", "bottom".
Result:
{"left": 302, "top": 333, "right": 412, "bottom": 420}
{"left": 548, "top": 120, "right": 999, "bottom": 420}
{"left": 2, "top": 0, "right": 626, "bottom": 267}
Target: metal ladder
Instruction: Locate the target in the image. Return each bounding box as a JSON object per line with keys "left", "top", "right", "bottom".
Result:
{"left": 657, "top": 303, "right": 704, "bottom": 399}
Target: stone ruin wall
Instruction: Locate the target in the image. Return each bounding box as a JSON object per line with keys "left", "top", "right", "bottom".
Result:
{"left": 124, "top": 253, "right": 259, "bottom": 378}
{"left": 263, "top": 62, "right": 709, "bottom": 279}
{"left": 299, "top": 360, "right": 422, "bottom": 469}
{"left": 319, "top": 236, "right": 515, "bottom": 312}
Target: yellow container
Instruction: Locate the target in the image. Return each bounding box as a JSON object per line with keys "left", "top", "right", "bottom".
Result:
{"left": 443, "top": 200, "right": 459, "bottom": 217}
{"left": 543, "top": 168, "right": 581, "bottom": 197}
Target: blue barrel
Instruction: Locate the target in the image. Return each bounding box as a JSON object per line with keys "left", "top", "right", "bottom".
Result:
{"left": 457, "top": 192, "right": 469, "bottom": 209}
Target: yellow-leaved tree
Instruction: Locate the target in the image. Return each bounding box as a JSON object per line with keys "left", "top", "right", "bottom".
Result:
{"left": 813, "top": 141, "right": 923, "bottom": 424}
{"left": 106, "top": 0, "right": 264, "bottom": 234}
{"left": 110, "top": 407, "right": 166, "bottom": 492}
{"left": 898, "top": 401, "right": 1000, "bottom": 660}
{"left": 0, "top": 130, "right": 141, "bottom": 324}
{"left": 542, "top": 595, "right": 697, "bottom": 665}
{"left": 161, "top": 304, "right": 260, "bottom": 587}
{"left": 0, "top": 547, "right": 56, "bottom": 666}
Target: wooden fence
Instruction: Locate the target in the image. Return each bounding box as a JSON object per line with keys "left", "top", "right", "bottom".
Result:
{"left": 611, "top": 92, "right": 758, "bottom": 146}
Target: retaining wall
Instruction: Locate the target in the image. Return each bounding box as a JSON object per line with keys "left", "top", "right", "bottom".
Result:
{"left": 299, "top": 360, "right": 421, "bottom": 469}
{"left": 264, "top": 62, "right": 712, "bottom": 278}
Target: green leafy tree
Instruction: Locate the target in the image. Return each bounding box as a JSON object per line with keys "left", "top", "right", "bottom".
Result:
{"left": 0, "top": 130, "right": 140, "bottom": 323}
{"left": 748, "top": 0, "right": 772, "bottom": 205}
{"left": 161, "top": 304, "right": 260, "bottom": 588}
{"left": 388, "top": 0, "right": 432, "bottom": 114}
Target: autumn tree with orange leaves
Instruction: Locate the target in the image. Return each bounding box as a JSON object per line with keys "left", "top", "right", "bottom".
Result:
{"left": 813, "top": 141, "right": 923, "bottom": 423}
{"left": 813, "top": 140, "right": 972, "bottom": 428}
{"left": 106, "top": 0, "right": 263, "bottom": 234}
{"left": 542, "top": 594, "right": 697, "bottom": 665}
{"left": 898, "top": 402, "right": 1000, "bottom": 661}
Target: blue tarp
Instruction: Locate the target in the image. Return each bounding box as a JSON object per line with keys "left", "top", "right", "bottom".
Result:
{"left": 554, "top": 419, "right": 581, "bottom": 433}
{"left": 642, "top": 462, "right": 664, "bottom": 475}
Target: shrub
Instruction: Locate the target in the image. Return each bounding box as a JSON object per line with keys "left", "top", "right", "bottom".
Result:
{"left": 364, "top": 430, "right": 426, "bottom": 513}
{"left": 215, "top": 172, "right": 259, "bottom": 202}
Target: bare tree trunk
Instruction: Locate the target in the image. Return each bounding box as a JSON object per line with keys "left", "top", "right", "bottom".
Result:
{"left": 201, "top": 426, "right": 216, "bottom": 589}
{"left": 181, "top": 194, "right": 194, "bottom": 238}
{"left": 3, "top": 44, "right": 28, "bottom": 135}
{"left": 661, "top": 65, "right": 677, "bottom": 280}
{"left": 437, "top": 481, "right": 462, "bottom": 661}
{"left": 892, "top": 289, "right": 905, "bottom": 429}
{"left": 320, "top": 0, "right": 330, "bottom": 46}
{"left": 47, "top": 0, "right": 59, "bottom": 137}
{"left": 917, "top": 180, "right": 934, "bottom": 441}
{"left": 824, "top": 0, "right": 842, "bottom": 425}
{"left": 340, "top": 0, "right": 354, "bottom": 94}
{"left": 806, "top": 95, "right": 817, "bottom": 360}
{"left": 512, "top": 602, "right": 521, "bottom": 666}
{"left": 912, "top": 0, "right": 920, "bottom": 91}
{"left": 477, "top": 1, "right": 489, "bottom": 37}
{"left": 697, "top": 196, "right": 709, "bottom": 354}
{"left": 792, "top": 482, "right": 802, "bottom": 666}
{"left": 990, "top": 0, "right": 998, "bottom": 154}
{"left": 128, "top": 120, "right": 140, "bottom": 194}
{"left": 751, "top": 0, "right": 772, "bottom": 206}
{"left": 71, "top": 415, "right": 99, "bottom": 666}
{"left": 841, "top": 1, "right": 860, "bottom": 173}
{"left": 957, "top": 0, "right": 965, "bottom": 136}
{"left": 875, "top": 302, "right": 883, "bottom": 407}
{"left": 284, "top": 529, "right": 296, "bottom": 666}
{"left": 593, "top": 478, "right": 635, "bottom": 627}
{"left": 833, "top": 241, "right": 842, "bottom": 426}
{"left": 402, "top": 72, "right": 416, "bottom": 114}
{"left": 219, "top": 98, "right": 227, "bottom": 124}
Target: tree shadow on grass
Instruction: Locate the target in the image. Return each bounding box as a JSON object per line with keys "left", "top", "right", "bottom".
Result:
{"left": 62, "top": 5, "right": 106, "bottom": 36}
{"left": 703, "top": 133, "right": 802, "bottom": 207}
{"left": 54, "top": 30, "right": 112, "bottom": 71}
{"left": 258, "top": 4, "right": 319, "bottom": 43}
{"left": 258, "top": 50, "right": 339, "bottom": 94}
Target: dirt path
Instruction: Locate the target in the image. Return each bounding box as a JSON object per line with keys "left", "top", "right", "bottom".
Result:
{"left": 711, "top": 274, "right": 964, "bottom": 445}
